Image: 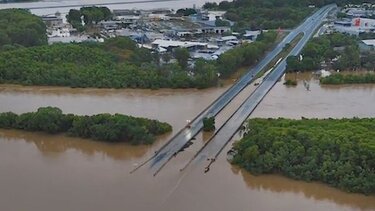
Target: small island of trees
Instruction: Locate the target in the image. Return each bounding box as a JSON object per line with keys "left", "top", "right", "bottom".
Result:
{"left": 0, "top": 107, "right": 172, "bottom": 144}
{"left": 232, "top": 118, "right": 375, "bottom": 194}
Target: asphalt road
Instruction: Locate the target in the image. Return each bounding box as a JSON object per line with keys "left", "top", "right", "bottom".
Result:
{"left": 146, "top": 4, "right": 336, "bottom": 175}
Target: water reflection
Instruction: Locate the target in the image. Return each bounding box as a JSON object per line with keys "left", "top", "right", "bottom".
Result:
{"left": 0, "top": 129, "right": 151, "bottom": 160}
{"left": 231, "top": 166, "right": 375, "bottom": 210}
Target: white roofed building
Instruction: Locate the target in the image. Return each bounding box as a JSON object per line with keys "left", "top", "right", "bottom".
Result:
{"left": 151, "top": 39, "right": 207, "bottom": 52}
{"left": 359, "top": 39, "right": 375, "bottom": 51}
{"left": 244, "top": 30, "right": 261, "bottom": 41}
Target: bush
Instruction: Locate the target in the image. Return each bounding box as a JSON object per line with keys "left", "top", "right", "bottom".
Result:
{"left": 203, "top": 117, "right": 215, "bottom": 131}
{"left": 283, "top": 79, "right": 297, "bottom": 86}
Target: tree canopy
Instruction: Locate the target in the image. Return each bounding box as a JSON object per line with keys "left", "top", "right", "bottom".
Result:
{"left": 203, "top": 116, "right": 215, "bottom": 131}
{"left": 66, "top": 6, "right": 112, "bottom": 31}
{"left": 0, "top": 107, "right": 172, "bottom": 144}
{"left": 286, "top": 33, "right": 361, "bottom": 72}
{"left": 232, "top": 118, "right": 375, "bottom": 194}
{"left": 0, "top": 8, "right": 47, "bottom": 48}
{"left": 0, "top": 32, "right": 277, "bottom": 89}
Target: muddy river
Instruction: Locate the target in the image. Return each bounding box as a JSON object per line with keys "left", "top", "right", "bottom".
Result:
{"left": 0, "top": 73, "right": 374, "bottom": 211}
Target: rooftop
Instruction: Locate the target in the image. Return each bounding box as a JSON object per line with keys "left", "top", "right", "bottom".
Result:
{"left": 152, "top": 39, "right": 207, "bottom": 48}
{"left": 362, "top": 39, "right": 375, "bottom": 46}
{"left": 220, "top": 36, "right": 238, "bottom": 41}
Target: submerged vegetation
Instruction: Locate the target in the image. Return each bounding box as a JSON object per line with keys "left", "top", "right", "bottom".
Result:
{"left": 203, "top": 116, "right": 216, "bottom": 132}
{"left": 0, "top": 107, "right": 172, "bottom": 144}
{"left": 232, "top": 118, "right": 375, "bottom": 194}
{"left": 283, "top": 79, "right": 297, "bottom": 86}
{"left": 320, "top": 73, "right": 375, "bottom": 84}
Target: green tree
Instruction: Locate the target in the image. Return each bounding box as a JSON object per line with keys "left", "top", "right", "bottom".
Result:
{"left": 203, "top": 116, "right": 215, "bottom": 131}
{"left": 174, "top": 47, "right": 190, "bottom": 69}
{"left": 0, "top": 107, "right": 172, "bottom": 144}
{"left": 0, "top": 9, "right": 47, "bottom": 48}
{"left": 232, "top": 117, "right": 375, "bottom": 194}
{"left": 31, "top": 107, "right": 66, "bottom": 133}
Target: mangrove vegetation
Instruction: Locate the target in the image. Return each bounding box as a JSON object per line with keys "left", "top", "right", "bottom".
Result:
{"left": 0, "top": 107, "right": 172, "bottom": 144}
{"left": 0, "top": 9, "right": 47, "bottom": 48}
{"left": 320, "top": 73, "right": 375, "bottom": 84}
{"left": 232, "top": 118, "right": 375, "bottom": 194}
{"left": 0, "top": 32, "right": 277, "bottom": 89}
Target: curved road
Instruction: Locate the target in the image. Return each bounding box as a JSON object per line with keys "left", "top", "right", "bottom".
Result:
{"left": 144, "top": 4, "right": 336, "bottom": 175}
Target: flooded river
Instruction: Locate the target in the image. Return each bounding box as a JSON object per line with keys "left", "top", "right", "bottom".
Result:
{"left": 0, "top": 73, "right": 375, "bottom": 211}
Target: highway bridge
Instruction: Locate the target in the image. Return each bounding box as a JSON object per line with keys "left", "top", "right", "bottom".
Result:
{"left": 132, "top": 4, "right": 337, "bottom": 176}
{"left": 184, "top": 5, "right": 337, "bottom": 172}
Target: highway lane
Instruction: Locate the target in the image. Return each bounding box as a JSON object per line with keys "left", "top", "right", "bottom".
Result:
{"left": 190, "top": 4, "right": 337, "bottom": 171}
{"left": 145, "top": 5, "right": 336, "bottom": 176}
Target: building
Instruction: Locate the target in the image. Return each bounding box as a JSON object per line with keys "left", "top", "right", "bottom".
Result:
{"left": 113, "top": 9, "right": 141, "bottom": 16}
{"left": 334, "top": 26, "right": 365, "bottom": 36}
{"left": 333, "top": 18, "right": 375, "bottom": 35}
{"left": 41, "top": 15, "right": 63, "bottom": 27}
{"left": 47, "top": 27, "right": 70, "bottom": 38}
{"left": 346, "top": 8, "right": 369, "bottom": 17}
{"left": 114, "top": 15, "right": 140, "bottom": 24}
{"left": 352, "top": 18, "right": 375, "bottom": 28}
{"left": 116, "top": 29, "right": 164, "bottom": 43}
{"left": 334, "top": 20, "right": 352, "bottom": 27}
{"left": 243, "top": 30, "right": 261, "bottom": 41}
{"left": 196, "top": 26, "right": 231, "bottom": 34}
{"left": 48, "top": 35, "right": 103, "bottom": 44}
{"left": 217, "top": 35, "right": 239, "bottom": 46}
{"left": 359, "top": 39, "right": 375, "bottom": 51}
{"left": 195, "top": 10, "right": 226, "bottom": 21}
{"left": 151, "top": 39, "right": 207, "bottom": 52}
{"left": 100, "top": 21, "right": 121, "bottom": 31}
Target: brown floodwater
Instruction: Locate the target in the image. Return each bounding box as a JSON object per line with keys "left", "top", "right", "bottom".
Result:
{"left": 0, "top": 74, "right": 374, "bottom": 211}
